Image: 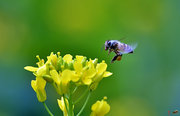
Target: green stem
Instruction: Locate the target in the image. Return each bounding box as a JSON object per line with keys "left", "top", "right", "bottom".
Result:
{"left": 76, "top": 91, "right": 91, "bottom": 116}
{"left": 69, "top": 93, "right": 74, "bottom": 116}
{"left": 63, "top": 95, "right": 70, "bottom": 116}
{"left": 74, "top": 88, "right": 89, "bottom": 104}
{"left": 72, "top": 86, "right": 78, "bottom": 94}
{"left": 43, "top": 102, "right": 54, "bottom": 116}
{"left": 69, "top": 83, "right": 74, "bottom": 116}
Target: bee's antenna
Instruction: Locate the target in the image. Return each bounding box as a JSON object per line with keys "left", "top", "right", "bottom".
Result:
{"left": 101, "top": 44, "right": 105, "bottom": 52}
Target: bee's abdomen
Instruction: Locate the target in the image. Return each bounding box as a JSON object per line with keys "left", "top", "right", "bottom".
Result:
{"left": 118, "top": 43, "right": 133, "bottom": 53}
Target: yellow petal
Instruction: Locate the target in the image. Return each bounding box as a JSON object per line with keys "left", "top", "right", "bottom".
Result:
{"left": 57, "top": 97, "right": 69, "bottom": 116}
{"left": 86, "top": 68, "right": 96, "bottom": 78}
{"left": 91, "top": 101, "right": 100, "bottom": 111}
{"left": 82, "top": 67, "right": 96, "bottom": 85}
{"left": 103, "top": 71, "right": 112, "bottom": 77}
{"left": 61, "top": 70, "right": 73, "bottom": 94}
{"left": 31, "top": 80, "right": 37, "bottom": 92}
{"left": 82, "top": 78, "right": 92, "bottom": 85}
{"left": 51, "top": 53, "right": 58, "bottom": 64}
{"left": 73, "top": 62, "right": 83, "bottom": 73}
{"left": 98, "top": 101, "right": 110, "bottom": 115}
{"left": 36, "top": 89, "right": 46, "bottom": 102}
{"left": 47, "top": 52, "right": 58, "bottom": 65}
{"left": 91, "top": 97, "right": 110, "bottom": 116}
{"left": 63, "top": 54, "right": 73, "bottom": 63}
{"left": 76, "top": 55, "right": 84, "bottom": 62}
{"left": 96, "top": 63, "right": 107, "bottom": 74}
{"left": 37, "top": 65, "right": 46, "bottom": 76}
{"left": 36, "top": 77, "right": 46, "bottom": 90}
{"left": 71, "top": 72, "right": 80, "bottom": 82}
{"left": 61, "top": 69, "right": 72, "bottom": 83}
{"left": 31, "top": 77, "right": 47, "bottom": 102}
{"left": 24, "top": 66, "right": 38, "bottom": 72}
{"left": 50, "top": 70, "right": 60, "bottom": 84}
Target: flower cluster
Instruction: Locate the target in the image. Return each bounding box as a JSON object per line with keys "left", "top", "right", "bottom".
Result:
{"left": 24, "top": 52, "right": 112, "bottom": 116}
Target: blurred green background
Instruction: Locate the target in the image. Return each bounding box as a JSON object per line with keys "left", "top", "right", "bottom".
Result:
{"left": 0, "top": 0, "right": 180, "bottom": 116}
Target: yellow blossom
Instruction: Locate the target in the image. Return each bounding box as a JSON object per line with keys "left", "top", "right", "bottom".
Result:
{"left": 57, "top": 97, "right": 69, "bottom": 116}
{"left": 36, "top": 55, "right": 45, "bottom": 67}
{"left": 90, "top": 97, "right": 110, "bottom": 116}
{"left": 36, "top": 64, "right": 47, "bottom": 77}
{"left": 81, "top": 60, "right": 96, "bottom": 85}
{"left": 31, "top": 77, "right": 47, "bottom": 102}
{"left": 60, "top": 69, "right": 74, "bottom": 94}
{"left": 24, "top": 52, "right": 112, "bottom": 106}
{"left": 63, "top": 54, "right": 73, "bottom": 64}
{"left": 50, "top": 69, "right": 61, "bottom": 85}
{"left": 73, "top": 55, "right": 84, "bottom": 74}
{"left": 24, "top": 55, "right": 49, "bottom": 77}
{"left": 47, "top": 52, "right": 58, "bottom": 65}
{"left": 90, "top": 62, "right": 112, "bottom": 90}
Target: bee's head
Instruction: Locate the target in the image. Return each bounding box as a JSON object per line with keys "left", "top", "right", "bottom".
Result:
{"left": 105, "top": 40, "right": 111, "bottom": 50}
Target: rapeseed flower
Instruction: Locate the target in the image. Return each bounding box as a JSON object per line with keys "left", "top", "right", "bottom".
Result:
{"left": 24, "top": 52, "right": 112, "bottom": 116}
{"left": 90, "top": 97, "right": 110, "bottom": 116}
{"left": 31, "top": 77, "right": 46, "bottom": 102}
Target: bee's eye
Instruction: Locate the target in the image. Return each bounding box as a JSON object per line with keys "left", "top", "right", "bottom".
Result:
{"left": 108, "top": 42, "right": 111, "bottom": 46}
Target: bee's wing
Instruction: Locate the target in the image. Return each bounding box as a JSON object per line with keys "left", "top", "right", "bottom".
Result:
{"left": 130, "top": 43, "right": 138, "bottom": 50}
{"left": 121, "top": 43, "right": 137, "bottom": 54}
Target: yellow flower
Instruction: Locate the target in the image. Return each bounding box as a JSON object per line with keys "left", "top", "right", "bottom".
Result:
{"left": 50, "top": 69, "right": 61, "bottom": 85}
{"left": 57, "top": 97, "right": 69, "bottom": 116}
{"left": 73, "top": 56, "right": 98, "bottom": 85}
{"left": 73, "top": 55, "right": 84, "bottom": 74}
{"left": 47, "top": 52, "right": 58, "bottom": 65}
{"left": 90, "top": 61, "right": 112, "bottom": 90}
{"left": 24, "top": 55, "right": 49, "bottom": 77}
{"left": 50, "top": 69, "right": 79, "bottom": 95}
{"left": 81, "top": 59, "right": 96, "bottom": 85}
{"left": 31, "top": 77, "right": 47, "bottom": 102}
{"left": 90, "top": 97, "right": 110, "bottom": 116}
{"left": 60, "top": 69, "right": 75, "bottom": 94}
{"left": 95, "top": 62, "right": 112, "bottom": 82}
{"left": 36, "top": 64, "right": 47, "bottom": 77}
{"left": 63, "top": 54, "right": 73, "bottom": 64}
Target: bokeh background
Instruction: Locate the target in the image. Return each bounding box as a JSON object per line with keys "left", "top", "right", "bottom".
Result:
{"left": 0, "top": 0, "right": 180, "bottom": 116}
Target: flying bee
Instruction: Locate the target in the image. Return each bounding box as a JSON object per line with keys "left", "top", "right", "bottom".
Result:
{"left": 104, "top": 40, "right": 137, "bottom": 63}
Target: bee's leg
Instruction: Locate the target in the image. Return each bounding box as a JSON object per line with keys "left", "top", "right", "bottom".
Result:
{"left": 108, "top": 49, "right": 112, "bottom": 55}
{"left": 111, "top": 55, "right": 118, "bottom": 63}
{"left": 111, "top": 53, "right": 122, "bottom": 63}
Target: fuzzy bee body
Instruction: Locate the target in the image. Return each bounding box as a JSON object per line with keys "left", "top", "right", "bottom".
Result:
{"left": 104, "top": 40, "right": 137, "bottom": 63}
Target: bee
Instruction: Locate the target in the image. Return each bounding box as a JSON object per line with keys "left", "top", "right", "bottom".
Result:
{"left": 104, "top": 40, "right": 137, "bottom": 63}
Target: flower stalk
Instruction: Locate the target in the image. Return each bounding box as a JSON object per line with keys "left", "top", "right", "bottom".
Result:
{"left": 43, "top": 102, "right": 54, "bottom": 116}
{"left": 77, "top": 91, "right": 91, "bottom": 116}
